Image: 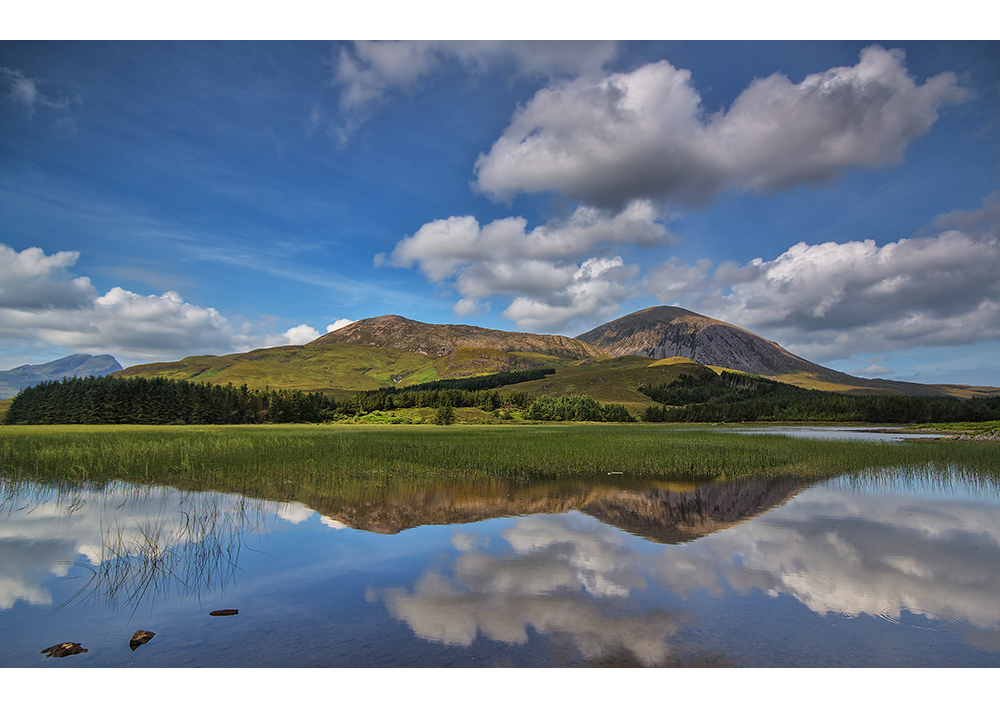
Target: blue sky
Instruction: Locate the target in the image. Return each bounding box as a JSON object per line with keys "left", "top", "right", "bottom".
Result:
{"left": 2, "top": 31, "right": 999, "bottom": 385}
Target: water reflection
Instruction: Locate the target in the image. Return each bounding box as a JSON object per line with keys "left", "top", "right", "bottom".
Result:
{"left": 377, "top": 513, "right": 689, "bottom": 665}
{"left": 680, "top": 478, "right": 1000, "bottom": 628}
{"left": 0, "top": 480, "right": 305, "bottom": 614}
{"left": 310, "top": 476, "right": 807, "bottom": 541}
{"left": 370, "top": 473, "right": 1000, "bottom": 665}
{"left": 2, "top": 470, "right": 1000, "bottom": 666}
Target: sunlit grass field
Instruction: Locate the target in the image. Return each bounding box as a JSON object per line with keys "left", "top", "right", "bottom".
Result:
{"left": 2, "top": 425, "right": 997, "bottom": 498}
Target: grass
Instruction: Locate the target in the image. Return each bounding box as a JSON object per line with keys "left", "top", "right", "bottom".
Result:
{"left": 906, "top": 420, "right": 1000, "bottom": 435}
{"left": 2, "top": 424, "right": 998, "bottom": 499}
{"left": 505, "top": 357, "right": 713, "bottom": 414}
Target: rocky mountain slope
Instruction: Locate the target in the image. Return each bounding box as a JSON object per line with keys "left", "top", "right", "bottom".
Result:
{"left": 576, "top": 306, "right": 993, "bottom": 397}
{"left": 312, "top": 314, "right": 603, "bottom": 359}
{"left": 0, "top": 354, "right": 122, "bottom": 398}
{"left": 578, "top": 306, "right": 842, "bottom": 377}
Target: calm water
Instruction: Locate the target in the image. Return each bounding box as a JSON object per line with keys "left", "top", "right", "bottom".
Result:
{"left": 2, "top": 471, "right": 999, "bottom": 667}
{"left": 717, "top": 425, "right": 951, "bottom": 442}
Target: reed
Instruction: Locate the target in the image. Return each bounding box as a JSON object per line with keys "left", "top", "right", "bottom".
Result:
{"left": 2, "top": 425, "right": 998, "bottom": 496}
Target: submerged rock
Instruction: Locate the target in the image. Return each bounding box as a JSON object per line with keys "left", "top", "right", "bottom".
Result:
{"left": 41, "top": 642, "right": 87, "bottom": 658}
{"left": 209, "top": 609, "right": 238, "bottom": 616}
{"left": 129, "top": 630, "right": 155, "bottom": 650}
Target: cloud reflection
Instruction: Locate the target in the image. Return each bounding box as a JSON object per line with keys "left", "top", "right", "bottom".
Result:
{"left": 0, "top": 481, "right": 306, "bottom": 611}
{"left": 379, "top": 513, "right": 684, "bottom": 665}
{"left": 379, "top": 480, "right": 1000, "bottom": 660}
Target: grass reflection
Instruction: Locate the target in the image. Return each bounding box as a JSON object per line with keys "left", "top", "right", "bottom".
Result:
{"left": 1, "top": 479, "right": 273, "bottom": 618}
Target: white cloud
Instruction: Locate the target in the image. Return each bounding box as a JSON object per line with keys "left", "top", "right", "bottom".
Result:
{"left": 332, "top": 41, "right": 617, "bottom": 138}
{"left": 327, "top": 318, "right": 354, "bottom": 332}
{"left": 379, "top": 202, "right": 665, "bottom": 332}
{"left": 474, "top": 45, "right": 968, "bottom": 210}
{"left": 647, "top": 195, "right": 1000, "bottom": 361}
{"left": 500, "top": 257, "right": 640, "bottom": 333}
{"left": 0, "top": 243, "right": 330, "bottom": 365}
{"left": 259, "top": 324, "right": 322, "bottom": 347}
{"left": 0, "top": 244, "right": 94, "bottom": 309}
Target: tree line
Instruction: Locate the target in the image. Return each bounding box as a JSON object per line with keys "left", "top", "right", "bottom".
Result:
{"left": 641, "top": 370, "right": 1000, "bottom": 424}
{"left": 331, "top": 368, "right": 551, "bottom": 416}
{"left": 3, "top": 376, "right": 330, "bottom": 425}
{"left": 2, "top": 370, "right": 627, "bottom": 425}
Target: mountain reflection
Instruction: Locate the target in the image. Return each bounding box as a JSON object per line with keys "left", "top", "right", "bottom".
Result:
{"left": 374, "top": 475, "right": 1000, "bottom": 662}
{"left": 312, "top": 475, "right": 808, "bottom": 540}
{"left": 4, "top": 471, "right": 1000, "bottom": 664}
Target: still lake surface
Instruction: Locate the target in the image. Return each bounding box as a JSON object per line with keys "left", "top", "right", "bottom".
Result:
{"left": 4, "top": 451, "right": 1000, "bottom": 667}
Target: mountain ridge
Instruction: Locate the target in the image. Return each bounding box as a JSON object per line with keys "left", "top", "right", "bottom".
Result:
{"left": 106, "top": 309, "right": 999, "bottom": 401}
{"left": 0, "top": 354, "right": 122, "bottom": 399}
{"left": 312, "top": 314, "right": 604, "bottom": 359}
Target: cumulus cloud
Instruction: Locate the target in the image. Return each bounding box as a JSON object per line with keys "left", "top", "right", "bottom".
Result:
{"left": 327, "top": 318, "right": 354, "bottom": 332}
{"left": 332, "top": 41, "right": 617, "bottom": 138}
{"left": 256, "top": 324, "right": 323, "bottom": 347}
{"left": 647, "top": 195, "right": 1000, "bottom": 361}
{"left": 474, "top": 45, "right": 969, "bottom": 210}
{"left": 379, "top": 202, "right": 666, "bottom": 332}
{"left": 0, "top": 244, "right": 332, "bottom": 364}
{"left": 0, "top": 244, "right": 94, "bottom": 309}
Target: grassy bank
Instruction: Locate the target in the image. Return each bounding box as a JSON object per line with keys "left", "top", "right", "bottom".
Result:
{"left": 2, "top": 425, "right": 998, "bottom": 496}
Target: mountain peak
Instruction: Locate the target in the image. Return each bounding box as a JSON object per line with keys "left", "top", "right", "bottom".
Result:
{"left": 0, "top": 354, "right": 122, "bottom": 399}
{"left": 577, "top": 308, "right": 827, "bottom": 378}
{"left": 312, "top": 314, "right": 603, "bottom": 359}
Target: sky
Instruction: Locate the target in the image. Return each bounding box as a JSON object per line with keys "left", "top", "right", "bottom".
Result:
{"left": 2, "top": 19, "right": 999, "bottom": 385}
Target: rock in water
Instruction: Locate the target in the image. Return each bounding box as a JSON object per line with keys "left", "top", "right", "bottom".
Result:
{"left": 129, "top": 630, "right": 155, "bottom": 650}
{"left": 209, "top": 609, "right": 238, "bottom": 616}
{"left": 41, "top": 642, "right": 88, "bottom": 658}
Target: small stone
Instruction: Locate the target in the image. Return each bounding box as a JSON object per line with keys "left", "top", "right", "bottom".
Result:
{"left": 41, "top": 642, "right": 87, "bottom": 658}
{"left": 209, "top": 608, "right": 238, "bottom": 616}
{"left": 129, "top": 630, "right": 155, "bottom": 651}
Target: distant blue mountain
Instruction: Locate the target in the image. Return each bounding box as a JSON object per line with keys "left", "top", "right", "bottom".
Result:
{"left": 0, "top": 354, "right": 122, "bottom": 399}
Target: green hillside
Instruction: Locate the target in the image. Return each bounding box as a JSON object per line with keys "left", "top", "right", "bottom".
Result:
{"left": 115, "top": 342, "right": 593, "bottom": 399}
{"left": 114, "top": 343, "right": 436, "bottom": 397}
{"left": 504, "top": 356, "right": 715, "bottom": 415}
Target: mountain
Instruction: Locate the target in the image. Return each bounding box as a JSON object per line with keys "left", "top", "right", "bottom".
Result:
{"left": 111, "top": 308, "right": 999, "bottom": 402}
{"left": 312, "top": 314, "right": 602, "bottom": 359}
{"left": 0, "top": 354, "right": 122, "bottom": 399}
{"left": 576, "top": 306, "right": 996, "bottom": 398}
{"left": 114, "top": 314, "right": 605, "bottom": 396}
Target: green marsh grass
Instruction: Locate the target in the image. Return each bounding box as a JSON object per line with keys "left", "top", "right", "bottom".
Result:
{"left": 2, "top": 424, "right": 998, "bottom": 495}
